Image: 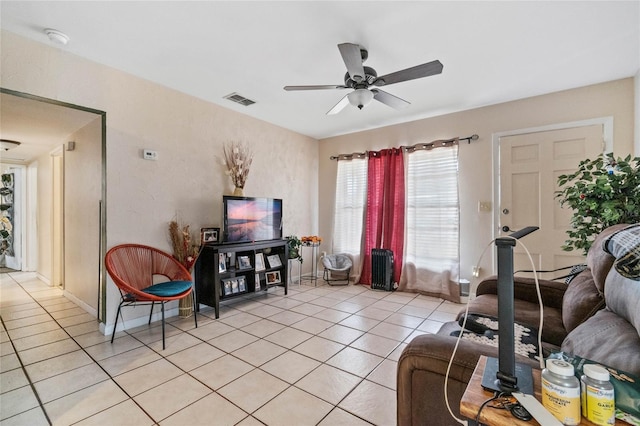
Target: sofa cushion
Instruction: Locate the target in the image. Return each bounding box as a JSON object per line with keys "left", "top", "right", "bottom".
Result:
{"left": 587, "top": 224, "right": 628, "bottom": 293}
{"left": 561, "top": 269, "right": 604, "bottom": 333}
{"left": 561, "top": 309, "right": 640, "bottom": 377}
{"left": 604, "top": 267, "right": 640, "bottom": 337}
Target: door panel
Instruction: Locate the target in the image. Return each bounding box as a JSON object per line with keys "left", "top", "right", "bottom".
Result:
{"left": 499, "top": 125, "right": 603, "bottom": 274}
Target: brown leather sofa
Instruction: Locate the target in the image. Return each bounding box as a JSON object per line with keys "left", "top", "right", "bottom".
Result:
{"left": 397, "top": 224, "right": 640, "bottom": 426}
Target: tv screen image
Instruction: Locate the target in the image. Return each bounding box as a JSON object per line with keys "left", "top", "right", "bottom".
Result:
{"left": 223, "top": 196, "right": 283, "bottom": 243}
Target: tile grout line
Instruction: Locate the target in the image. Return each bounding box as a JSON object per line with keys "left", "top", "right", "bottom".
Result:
{"left": 0, "top": 314, "right": 53, "bottom": 426}
{"left": 2, "top": 274, "right": 160, "bottom": 425}
{"left": 4, "top": 273, "right": 453, "bottom": 425}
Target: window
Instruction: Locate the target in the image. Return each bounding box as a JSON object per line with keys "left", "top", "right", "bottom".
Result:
{"left": 404, "top": 146, "right": 459, "bottom": 276}
{"left": 332, "top": 158, "right": 367, "bottom": 257}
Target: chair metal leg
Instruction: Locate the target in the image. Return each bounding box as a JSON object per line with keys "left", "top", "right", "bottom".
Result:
{"left": 161, "top": 301, "right": 166, "bottom": 350}
{"left": 111, "top": 301, "right": 124, "bottom": 344}
{"left": 148, "top": 301, "right": 154, "bottom": 324}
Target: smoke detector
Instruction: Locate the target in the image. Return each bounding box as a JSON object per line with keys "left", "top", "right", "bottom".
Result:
{"left": 44, "top": 28, "right": 70, "bottom": 45}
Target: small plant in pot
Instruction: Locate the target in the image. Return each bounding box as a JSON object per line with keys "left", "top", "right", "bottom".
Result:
{"left": 285, "top": 235, "right": 303, "bottom": 263}
{"left": 556, "top": 152, "right": 640, "bottom": 255}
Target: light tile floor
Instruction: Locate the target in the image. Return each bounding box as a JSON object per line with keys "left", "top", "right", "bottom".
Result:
{"left": 0, "top": 271, "right": 459, "bottom": 426}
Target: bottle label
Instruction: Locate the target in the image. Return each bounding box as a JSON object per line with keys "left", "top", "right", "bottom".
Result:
{"left": 541, "top": 377, "right": 581, "bottom": 425}
{"left": 585, "top": 384, "right": 615, "bottom": 425}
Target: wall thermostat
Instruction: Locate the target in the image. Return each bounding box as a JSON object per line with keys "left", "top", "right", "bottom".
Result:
{"left": 143, "top": 149, "right": 158, "bottom": 160}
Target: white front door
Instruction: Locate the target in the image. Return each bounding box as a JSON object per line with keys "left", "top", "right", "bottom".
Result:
{"left": 499, "top": 125, "right": 604, "bottom": 274}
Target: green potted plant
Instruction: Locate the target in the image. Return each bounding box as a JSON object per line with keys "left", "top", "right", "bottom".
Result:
{"left": 556, "top": 153, "right": 640, "bottom": 255}
{"left": 285, "top": 235, "right": 303, "bottom": 263}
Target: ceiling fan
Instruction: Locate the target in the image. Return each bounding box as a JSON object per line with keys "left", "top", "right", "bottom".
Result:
{"left": 284, "top": 43, "right": 443, "bottom": 115}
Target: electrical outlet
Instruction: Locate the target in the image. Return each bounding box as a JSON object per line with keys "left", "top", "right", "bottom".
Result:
{"left": 143, "top": 149, "right": 158, "bottom": 160}
{"left": 472, "top": 266, "right": 481, "bottom": 277}
{"left": 478, "top": 201, "right": 492, "bottom": 212}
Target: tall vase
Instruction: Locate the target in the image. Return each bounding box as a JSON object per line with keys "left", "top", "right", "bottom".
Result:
{"left": 233, "top": 186, "right": 244, "bottom": 196}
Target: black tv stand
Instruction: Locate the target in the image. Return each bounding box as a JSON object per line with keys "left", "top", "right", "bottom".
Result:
{"left": 194, "top": 239, "right": 288, "bottom": 319}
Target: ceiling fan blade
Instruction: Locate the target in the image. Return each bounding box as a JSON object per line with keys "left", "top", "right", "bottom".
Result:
{"left": 326, "top": 94, "right": 350, "bottom": 115}
{"left": 284, "top": 85, "right": 348, "bottom": 91}
{"left": 338, "top": 43, "right": 365, "bottom": 83}
{"left": 372, "top": 89, "right": 410, "bottom": 110}
{"left": 374, "top": 60, "right": 443, "bottom": 86}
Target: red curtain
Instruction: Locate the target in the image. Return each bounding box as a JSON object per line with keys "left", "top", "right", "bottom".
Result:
{"left": 359, "top": 149, "right": 405, "bottom": 285}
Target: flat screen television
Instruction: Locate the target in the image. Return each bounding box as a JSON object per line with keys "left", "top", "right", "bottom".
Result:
{"left": 223, "top": 196, "right": 283, "bottom": 243}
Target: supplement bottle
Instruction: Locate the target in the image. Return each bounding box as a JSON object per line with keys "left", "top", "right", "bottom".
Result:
{"left": 541, "top": 359, "right": 581, "bottom": 425}
{"left": 581, "top": 364, "right": 615, "bottom": 425}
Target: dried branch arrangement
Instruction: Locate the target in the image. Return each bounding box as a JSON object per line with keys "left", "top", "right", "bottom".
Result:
{"left": 223, "top": 141, "right": 253, "bottom": 189}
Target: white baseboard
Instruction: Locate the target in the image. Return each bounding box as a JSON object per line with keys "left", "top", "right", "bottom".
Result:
{"left": 36, "top": 273, "right": 50, "bottom": 285}
{"left": 63, "top": 290, "right": 98, "bottom": 318}
{"left": 104, "top": 306, "right": 180, "bottom": 336}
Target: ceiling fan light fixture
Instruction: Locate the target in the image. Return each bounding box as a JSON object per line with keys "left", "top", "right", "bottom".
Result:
{"left": 348, "top": 89, "right": 374, "bottom": 110}
{"left": 0, "top": 139, "right": 21, "bottom": 151}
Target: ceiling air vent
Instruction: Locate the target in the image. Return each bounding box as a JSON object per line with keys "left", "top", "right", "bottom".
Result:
{"left": 223, "top": 92, "right": 256, "bottom": 106}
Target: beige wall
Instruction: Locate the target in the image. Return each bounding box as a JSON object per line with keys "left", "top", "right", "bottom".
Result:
{"left": 318, "top": 78, "right": 635, "bottom": 291}
{"left": 1, "top": 30, "right": 318, "bottom": 331}
{"left": 34, "top": 148, "right": 55, "bottom": 283}
{"left": 64, "top": 118, "right": 102, "bottom": 314}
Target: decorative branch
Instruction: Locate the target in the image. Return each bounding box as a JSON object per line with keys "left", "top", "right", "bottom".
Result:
{"left": 169, "top": 220, "right": 200, "bottom": 270}
{"left": 223, "top": 141, "right": 253, "bottom": 189}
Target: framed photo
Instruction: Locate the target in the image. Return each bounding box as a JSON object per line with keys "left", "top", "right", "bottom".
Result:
{"left": 201, "top": 227, "right": 220, "bottom": 244}
{"left": 219, "top": 253, "right": 227, "bottom": 273}
{"left": 223, "top": 278, "right": 232, "bottom": 296}
{"left": 265, "top": 271, "right": 281, "bottom": 284}
{"left": 255, "top": 253, "right": 266, "bottom": 271}
{"left": 238, "top": 255, "right": 251, "bottom": 269}
{"left": 238, "top": 276, "right": 247, "bottom": 292}
{"left": 255, "top": 274, "right": 261, "bottom": 291}
{"left": 266, "top": 254, "right": 282, "bottom": 268}
{"left": 231, "top": 279, "right": 239, "bottom": 294}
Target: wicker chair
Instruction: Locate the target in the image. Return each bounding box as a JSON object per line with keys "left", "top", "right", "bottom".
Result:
{"left": 105, "top": 244, "right": 197, "bottom": 349}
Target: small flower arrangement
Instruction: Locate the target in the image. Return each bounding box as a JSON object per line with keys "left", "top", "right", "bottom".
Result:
{"left": 169, "top": 220, "right": 200, "bottom": 270}
{"left": 223, "top": 141, "right": 253, "bottom": 190}
{"left": 556, "top": 153, "right": 640, "bottom": 254}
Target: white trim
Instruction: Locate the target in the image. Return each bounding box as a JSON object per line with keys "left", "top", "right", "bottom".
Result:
{"left": 490, "top": 116, "right": 614, "bottom": 274}
{"left": 36, "top": 272, "right": 51, "bottom": 285}
{"left": 63, "top": 290, "right": 98, "bottom": 317}
{"left": 25, "top": 162, "right": 38, "bottom": 272}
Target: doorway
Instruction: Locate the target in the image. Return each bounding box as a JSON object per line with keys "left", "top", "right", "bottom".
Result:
{"left": 0, "top": 88, "right": 107, "bottom": 322}
{"left": 494, "top": 119, "right": 612, "bottom": 273}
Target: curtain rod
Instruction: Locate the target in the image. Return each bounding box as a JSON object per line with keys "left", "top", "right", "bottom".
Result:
{"left": 330, "top": 134, "right": 479, "bottom": 160}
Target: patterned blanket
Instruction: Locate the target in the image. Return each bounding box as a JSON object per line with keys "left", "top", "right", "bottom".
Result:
{"left": 451, "top": 314, "right": 540, "bottom": 360}
{"left": 605, "top": 224, "right": 640, "bottom": 280}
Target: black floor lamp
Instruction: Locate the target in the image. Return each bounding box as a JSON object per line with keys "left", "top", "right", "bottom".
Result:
{"left": 481, "top": 226, "right": 538, "bottom": 395}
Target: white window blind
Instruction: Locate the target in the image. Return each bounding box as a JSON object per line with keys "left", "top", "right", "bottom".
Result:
{"left": 404, "top": 146, "right": 459, "bottom": 275}
{"left": 332, "top": 158, "right": 367, "bottom": 257}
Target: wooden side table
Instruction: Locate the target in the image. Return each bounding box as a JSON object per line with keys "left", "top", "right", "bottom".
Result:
{"left": 460, "top": 356, "right": 624, "bottom": 426}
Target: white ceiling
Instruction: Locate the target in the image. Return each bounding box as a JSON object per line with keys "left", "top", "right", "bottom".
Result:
{"left": 1, "top": 1, "right": 639, "bottom": 143}
{"left": 0, "top": 92, "right": 100, "bottom": 163}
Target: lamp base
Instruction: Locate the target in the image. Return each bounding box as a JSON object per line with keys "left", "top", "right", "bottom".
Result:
{"left": 481, "top": 357, "right": 534, "bottom": 395}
